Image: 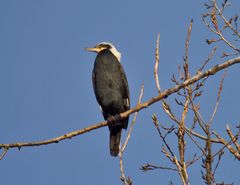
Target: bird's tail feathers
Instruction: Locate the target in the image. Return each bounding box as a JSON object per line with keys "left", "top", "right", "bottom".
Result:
{"left": 110, "top": 128, "right": 122, "bottom": 156}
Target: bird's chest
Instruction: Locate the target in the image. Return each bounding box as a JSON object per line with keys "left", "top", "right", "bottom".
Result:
{"left": 93, "top": 60, "right": 123, "bottom": 107}
{"left": 94, "top": 60, "right": 120, "bottom": 88}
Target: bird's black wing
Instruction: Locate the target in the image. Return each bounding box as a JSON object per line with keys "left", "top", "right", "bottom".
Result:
{"left": 92, "top": 69, "right": 108, "bottom": 120}
{"left": 117, "top": 61, "right": 130, "bottom": 129}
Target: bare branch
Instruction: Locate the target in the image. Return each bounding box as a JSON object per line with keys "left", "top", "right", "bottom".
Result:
{"left": 214, "top": 0, "right": 240, "bottom": 38}
{"left": 202, "top": 0, "right": 240, "bottom": 52}
{"left": 0, "top": 121, "right": 108, "bottom": 150}
{"left": 0, "top": 57, "right": 239, "bottom": 158}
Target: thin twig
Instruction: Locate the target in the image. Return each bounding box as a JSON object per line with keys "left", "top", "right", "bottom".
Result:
{"left": 214, "top": 0, "right": 240, "bottom": 38}
{"left": 212, "top": 130, "right": 240, "bottom": 160}
{"left": 186, "top": 153, "right": 205, "bottom": 167}
{"left": 226, "top": 125, "right": 240, "bottom": 153}
{"left": 119, "top": 151, "right": 129, "bottom": 185}
{"left": 205, "top": 125, "right": 213, "bottom": 185}
{"left": 0, "top": 148, "right": 8, "bottom": 160}
{"left": 186, "top": 130, "right": 206, "bottom": 156}
{"left": 209, "top": 70, "right": 227, "bottom": 125}
{"left": 202, "top": 1, "right": 240, "bottom": 52}
{"left": 152, "top": 114, "right": 175, "bottom": 158}
{"left": 140, "top": 163, "right": 177, "bottom": 172}
{"left": 119, "top": 85, "right": 144, "bottom": 185}
{"left": 173, "top": 156, "right": 189, "bottom": 185}
{"left": 121, "top": 84, "right": 144, "bottom": 152}
{"left": 189, "top": 95, "right": 208, "bottom": 134}
{"left": 160, "top": 98, "right": 220, "bottom": 145}
{"left": 198, "top": 46, "right": 217, "bottom": 72}
{"left": 212, "top": 151, "right": 224, "bottom": 176}
{"left": 183, "top": 18, "right": 193, "bottom": 80}
{"left": 154, "top": 33, "right": 161, "bottom": 93}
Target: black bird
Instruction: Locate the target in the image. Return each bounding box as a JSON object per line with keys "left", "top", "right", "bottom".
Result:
{"left": 85, "top": 42, "right": 130, "bottom": 156}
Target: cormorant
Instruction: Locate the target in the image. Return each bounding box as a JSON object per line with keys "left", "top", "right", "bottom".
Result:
{"left": 85, "top": 42, "right": 130, "bottom": 156}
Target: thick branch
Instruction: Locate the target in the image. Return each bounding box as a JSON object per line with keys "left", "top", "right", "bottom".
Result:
{"left": 121, "top": 57, "right": 240, "bottom": 119}
{"left": 0, "top": 57, "right": 239, "bottom": 150}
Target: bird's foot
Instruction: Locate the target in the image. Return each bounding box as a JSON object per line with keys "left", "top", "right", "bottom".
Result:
{"left": 107, "top": 114, "right": 123, "bottom": 127}
{"left": 107, "top": 116, "right": 115, "bottom": 126}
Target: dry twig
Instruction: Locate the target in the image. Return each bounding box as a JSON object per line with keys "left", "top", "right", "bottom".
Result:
{"left": 226, "top": 125, "right": 240, "bottom": 153}
{"left": 154, "top": 33, "right": 161, "bottom": 93}
{"left": 119, "top": 85, "right": 144, "bottom": 185}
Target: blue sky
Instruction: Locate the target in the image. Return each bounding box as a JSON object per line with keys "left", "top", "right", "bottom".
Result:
{"left": 0, "top": 0, "right": 239, "bottom": 184}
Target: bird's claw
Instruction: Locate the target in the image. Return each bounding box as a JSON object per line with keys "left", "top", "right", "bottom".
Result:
{"left": 107, "top": 114, "right": 122, "bottom": 127}
{"left": 107, "top": 116, "right": 115, "bottom": 126}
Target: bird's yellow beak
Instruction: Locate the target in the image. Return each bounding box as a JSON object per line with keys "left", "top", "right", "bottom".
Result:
{"left": 85, "top": 47, "right": 101, "bottom": 53}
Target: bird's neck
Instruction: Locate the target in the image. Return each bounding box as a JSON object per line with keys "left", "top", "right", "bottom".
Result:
{"left": 109, "top": 48, "right": 121, "bottom": 62}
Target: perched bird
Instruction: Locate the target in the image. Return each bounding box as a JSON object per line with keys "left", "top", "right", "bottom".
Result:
{"left": 85, "top": 42, "right": 130, "bottom": 156}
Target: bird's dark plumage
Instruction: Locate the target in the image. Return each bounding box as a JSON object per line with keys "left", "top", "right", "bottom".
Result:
{"left": 92, "top": 49, "right": 130, "bottom": 156}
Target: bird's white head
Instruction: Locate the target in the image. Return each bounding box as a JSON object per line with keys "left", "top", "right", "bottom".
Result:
{"left": 85, "top": 42, "right": 121, "bottom": 62}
